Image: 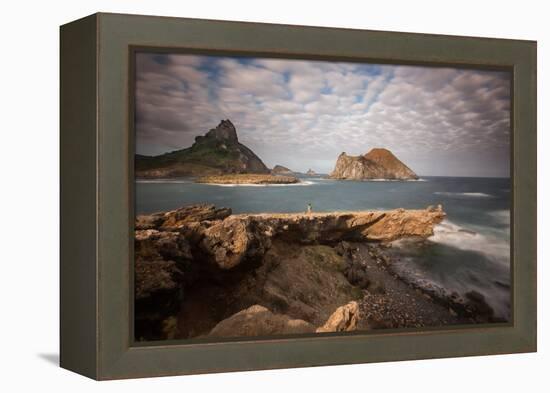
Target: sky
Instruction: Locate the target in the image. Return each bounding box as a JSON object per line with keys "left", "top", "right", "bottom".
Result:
{"left": 135, "top": 53, "right": 511, "bottom": 177}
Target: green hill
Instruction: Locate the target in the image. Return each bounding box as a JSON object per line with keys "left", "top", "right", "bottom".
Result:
{"left": 136, "top": 120, "right": 270, "bottom": 178}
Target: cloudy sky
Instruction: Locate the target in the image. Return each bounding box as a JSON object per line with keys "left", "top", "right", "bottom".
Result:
{"left": 135, "top": 52, "right": 511, "bottom": 177}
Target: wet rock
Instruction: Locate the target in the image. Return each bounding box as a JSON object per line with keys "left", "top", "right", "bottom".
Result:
{"left": 465, "top": 290, "right": 494, "bottom": 321}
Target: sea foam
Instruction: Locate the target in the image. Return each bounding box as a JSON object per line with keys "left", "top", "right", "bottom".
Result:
{"left": 434, "top": 191, "right": 492, "bottom": 198}
{"left": 430, "top": 220, "right": 510, "bottom": 263}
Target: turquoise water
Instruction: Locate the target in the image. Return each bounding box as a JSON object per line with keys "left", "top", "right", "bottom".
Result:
{"left": 136, "top": 176, "right": 511, "bottom": 320}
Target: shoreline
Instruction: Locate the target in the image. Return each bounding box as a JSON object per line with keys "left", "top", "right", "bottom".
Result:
{"left": 134, "top": 204, "right": 504, "bottom": 341}
{"left": 195, "top": 173, "right": 300, "bottom": 185}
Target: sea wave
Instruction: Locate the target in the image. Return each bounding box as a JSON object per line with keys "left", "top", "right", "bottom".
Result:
{"left": 390, "top": 219, "right": 511, "bottom": 319}
{"left": 430, "top": 220, "right": 510, "bottom": 263}
{"left": 364, "top": 178, "right": 428, "bottom": 182}
{"left": 434, "top": 191, "right": 492, "bottom": 198}
{"left": 488, "top": 210, "right": 510, "bottom": 225}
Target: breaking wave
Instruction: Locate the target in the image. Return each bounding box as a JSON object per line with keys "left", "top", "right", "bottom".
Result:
{"left": 390, "top": 218, "right": 511, "bottom": 319}
{"left": 488, "top": 210, "right": 510, "bottom": 225}
{"left": 430, "top": 220, "right": 510, "bottom": 263}
{"left": 434, "top": 191, "right": 492, "bottom": 198}
{"left": 364, "top": 178, "right": 428, "bottom": 182}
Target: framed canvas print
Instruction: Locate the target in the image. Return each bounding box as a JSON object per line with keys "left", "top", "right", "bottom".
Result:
{"left": 60, "top": 13, "right": 537, "bottom": 380}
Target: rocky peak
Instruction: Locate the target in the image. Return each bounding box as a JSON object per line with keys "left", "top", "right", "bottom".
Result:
{"left": 329, "top": 148, "right": 417, "bottom": 180}
{"left": 137, "top": 120, "right": 269, "bottom": 178}
{"left": 203, "top": 119, "right": 238, "bottom": 143}
{"left": 271, "top": 165, "right": 294, "bottom": 175}
{"left": 364, "top": 148, "right": 396, "bottom": 163}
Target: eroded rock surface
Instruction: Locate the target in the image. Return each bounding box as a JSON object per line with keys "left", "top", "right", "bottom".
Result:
{"left": 208, "top": 305, "right": 315, "bottom": 338}
{"left": 134, "top": 204, "right": 445, "bottom": 340}
{"left": 316, "top": 301, "right": 360, "bottom": 333}
{"left": 329, "top": 148, "right": 418, "bottom": 180}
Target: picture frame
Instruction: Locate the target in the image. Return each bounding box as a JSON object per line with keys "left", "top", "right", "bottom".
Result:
{"left": 60, "top": 12, "right": 536, "bottom": 380}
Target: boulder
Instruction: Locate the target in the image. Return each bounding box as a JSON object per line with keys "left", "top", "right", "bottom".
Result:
{"left": 316, "top": 301, "right": 360, "bottom": 333}
{"left": 208, "top": 305, "right": 315, "bottom": 338}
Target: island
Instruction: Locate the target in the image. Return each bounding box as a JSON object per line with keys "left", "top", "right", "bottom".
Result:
{"left": 329, "top": 148, "right": 418, "bottom": 180}
{"left": 136, "top": 119, "right": 270, "bottom": 178}
{"left": 271, "top": 165, "right": 295, "bottom": 175}
{"left": 196, "top": 174, "right": 299, "bottom": 185}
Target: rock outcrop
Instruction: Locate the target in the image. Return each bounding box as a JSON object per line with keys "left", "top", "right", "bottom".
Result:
{"left": 134, "top": 230, "right": 192, "bottom": 340}
{"left": 134, "top": 204, "right": 446, "bottom": 340}
{"left": 136, "top": 120, "right": 270, "bottom": 178}
{"left": 196, "top": 174, "right": 299, "bottom": 185}
{"left": 306, "top": 168, "right": 317, "bottom": 176}
{"left": 208, "top": 305, "right": 315, "bottom": 338}
{"left": 329, "top": 148, "right": 418, "bottom": 180}
{"left": 271, "top": 165, "right": 294, "bottom": 175}
{"left": 316, "top": 301, "right": 360, "bottom": 333}
{"left": 208, "top": 301, "right": 361, "bottom": 338}
{"left": 138, "top": 205, "right": 445, "bottom": 271}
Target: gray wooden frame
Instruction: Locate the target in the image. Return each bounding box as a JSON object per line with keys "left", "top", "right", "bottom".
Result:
{"left": 60, "top": 12, "right": 537, "bottom": 380}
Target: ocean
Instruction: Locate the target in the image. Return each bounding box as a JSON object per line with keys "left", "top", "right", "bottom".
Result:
{"left": 136, "top": 175, "right": 511, "bottom": 320}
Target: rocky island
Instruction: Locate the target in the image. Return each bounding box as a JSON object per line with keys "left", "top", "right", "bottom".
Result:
{"left": 196, "top": 173, "right": 299, "bottom": 185}
{"left": 134, "top": 203, "right": 498, "bottom": 341}
{"left": 271, "top": 165, "right": 295, "bottom": 175}
{"left": 136, "top": 120, "right": 270, "bottom": 178}
{"left": 329, "top": 148, "right": 418, "bottom": 180}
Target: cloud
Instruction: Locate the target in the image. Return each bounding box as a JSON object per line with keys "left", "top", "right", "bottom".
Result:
{"left": 135, "top": 53, "right": 510, "bottom": 177}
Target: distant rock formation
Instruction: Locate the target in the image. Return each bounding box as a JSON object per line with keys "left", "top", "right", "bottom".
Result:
{"left": 135, "top": 120, "right": 270, "bottom": 178}
{"left": 329, "top": 148, "right": 418, "bottom": 180}
{"left": 271, "top": 165, "right": 294, "bottom": 175}
{"left": 306, "top": 168, "right": 317, "bottom": 176}
{"left": 196, "top": 174, "right": 299, "bottom": 185}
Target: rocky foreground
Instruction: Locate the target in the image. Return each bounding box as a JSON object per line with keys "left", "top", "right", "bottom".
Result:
{"left": 135, "top": 204, "right": 495, "bottom": 341}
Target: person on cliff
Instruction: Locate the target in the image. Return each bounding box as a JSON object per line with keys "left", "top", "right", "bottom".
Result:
{"left": 306, "top": 203, "right": 312, "bottom": 214}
